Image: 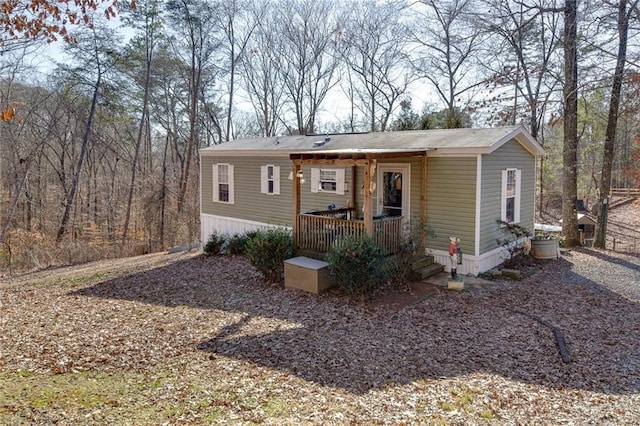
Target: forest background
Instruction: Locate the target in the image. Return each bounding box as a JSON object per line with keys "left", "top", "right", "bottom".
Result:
{"left": 1, "top": 0, "right": 640, "bottom": 272}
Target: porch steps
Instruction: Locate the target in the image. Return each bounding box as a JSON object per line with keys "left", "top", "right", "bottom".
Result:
{"left": 409, "top": 254, "right": 445, "bottom": 281}
{"left": 412, "top": 262, "right": 446, "bottom": 280}
{"left": 409, "top": 253, "right": 434, "bottom": 270}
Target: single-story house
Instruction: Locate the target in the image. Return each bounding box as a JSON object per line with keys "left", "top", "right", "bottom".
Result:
{"left": 200, "top": 125, "right": 544, "bottom": 276}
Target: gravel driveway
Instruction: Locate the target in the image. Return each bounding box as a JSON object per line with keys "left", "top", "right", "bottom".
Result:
{"left": 1, "top": 248, "right": 639, "bottom": 424}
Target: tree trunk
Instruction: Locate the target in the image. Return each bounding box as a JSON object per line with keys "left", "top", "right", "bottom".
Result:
{"left": 562, "top": 0, "right": 580, "bottom": 247}
{"left": 57, "top": 73, "right": 101, "bottom": 243}
{"left": 122, "top": 38, "right": 153, "bottom": 245}
{"left": 159, "top": 131, "right": 170, "bottom": 249}
{"left": 226, "top": 22, "right": 235, "bottom": 142}
{"left": 0, "top": 159, "right": 31, "bottom": 244}
{"left": 177, "top": 53, "right": 200, "bottom": 214}
{"left": 594, "top": 0, "right": 630, "bottom": 249}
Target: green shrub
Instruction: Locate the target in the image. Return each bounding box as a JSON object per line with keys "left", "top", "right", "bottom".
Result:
{"left": 203, "top": 231, "right": 227, "bottom": 256}
{"left": 244, "top": 230, "right": 259, "bottom": 240}
{"left": 386, "top": 217, "right": 439, "bottom": 288}
{"left": 226, "top": 233, "right": 250, "bottom": 255}
{"left": 326, "top": 235, "right": 387, "bottom": 295}
{"left": 245, "top": 228, "right": 293, "bottom": 282}
{"left": 384, "top": 245, "right": 417, "bottom": 289}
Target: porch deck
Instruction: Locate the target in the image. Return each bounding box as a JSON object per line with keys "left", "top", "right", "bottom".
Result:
{"left": 295, "top": 212, "right": 403, "bottom": 255}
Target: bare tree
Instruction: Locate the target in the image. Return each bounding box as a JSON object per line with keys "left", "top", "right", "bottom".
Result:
{"left": 56, "top": 23, "right": 120, "bottom": 242}
{"left": 217, "top": 0, "right": 258, "bottom": 142}
{"left": 148, "top": 41, "right": 199, "bottom": 246}
{"left": 241, "top": 3, "right": 286, "bottom": 137}
{"left": 277, "top": 0, "right": 340, "bottom": 134}
{"left": 410, "top": 0, "right": 486, "bottom": 128}
{"left": 593, "top": 0, "right": 638, "bottom": 248}
{"left": 336, "top": 0, "right": 412, "bottom": 132}
{"left": 478, "top": 0, "right": 563, "bottom": 215}
{"left": 562, "top": 0, "right": 580, "bottom": 247}
{"left": 478, "top": 0, "right": 562, "bottom": 138}
{"left": 121, "top": 0, "right": 163, "bottom": 245}
{"left": 0, "top": 47, "right": 47, "bottom": 243}
{"left": 166, "top": 0, "right": 220, "bottom": 213}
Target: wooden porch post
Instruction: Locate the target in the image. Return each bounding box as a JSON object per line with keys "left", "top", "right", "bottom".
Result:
{"left": 421, "top": 154, "right": 428, "bottom": 248}
{"left": 363, "top": 159, "right": 373, "bottom": 235}
{"left": 292, "top": 162, "right": 301, "bottom": 249}
{"left": 350, "top": 165, "right": 357, "bottom": 213}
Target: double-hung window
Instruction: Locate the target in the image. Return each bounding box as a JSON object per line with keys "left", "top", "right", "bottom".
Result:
{"left": 213, "top": 163, "right": 234, "bottom": 203}
{"left": 310, "top": 168, "right": 346, "bottom": 194}
{"left": 261, "top": 165, "right": 280, "bottom": 195}
{"left": 319, "top": 169, "right": 337, "bottom": 191}
{"left": 501, "top": 168, "right": 521, "bottom": 223}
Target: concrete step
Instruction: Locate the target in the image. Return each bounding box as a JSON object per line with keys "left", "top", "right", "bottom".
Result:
{"left": 412, "top": 262, "right": 445, "bottom": 281}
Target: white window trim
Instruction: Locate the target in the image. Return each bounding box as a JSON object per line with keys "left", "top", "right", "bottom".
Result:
{"left": 213, "top": 163, "right": 234, "bottom": 204}
{"left": 260, "top": 165, "right": 280, "bottom": 195}
{"left": 376, "top": 163, "right": 411, "bottom": 221}
{"left": 501, "top": 168, "right": 521, "bottom": 223}
{"left": 310, "top": 167, "right": 345, "bottom": 195}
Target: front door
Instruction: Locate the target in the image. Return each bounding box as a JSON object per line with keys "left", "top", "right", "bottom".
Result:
{"left": 377, "top": 164, "right": 410, "bottom": 219}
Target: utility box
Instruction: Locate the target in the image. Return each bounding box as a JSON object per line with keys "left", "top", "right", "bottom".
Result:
{"left": 284, "top": 256, "right": 333, "bottom": 294}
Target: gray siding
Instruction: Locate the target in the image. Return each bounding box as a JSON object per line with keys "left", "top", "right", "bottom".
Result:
{"left": 201, "top": 155, "right": 353, "bottom": 227}
{"left": 479, "top": 140, "right": 536, "bottom": 254}
{"left": 425, "top": 157, "right": 477, "bottom": 254}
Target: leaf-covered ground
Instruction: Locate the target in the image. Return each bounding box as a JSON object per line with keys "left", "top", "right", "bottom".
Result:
{"left": 1, "top": 248, "right": 639, "bottom": 425}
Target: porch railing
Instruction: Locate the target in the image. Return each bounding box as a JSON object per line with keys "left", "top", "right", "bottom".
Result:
{"left": 295, "top": 213, "right": 403, "bottom": 254}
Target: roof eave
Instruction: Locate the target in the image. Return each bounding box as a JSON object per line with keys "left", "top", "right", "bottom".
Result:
{"left": 200, "top": 149, "right": 292, "bottom": 157}
{"left": 427, "top": 148, "right": 491, "bottom": 156}
{"left": 488, "top": 125, "right": 545, "bottom": 156}
{"left": 290, "top": 149, "right": 431, "bottom": 161}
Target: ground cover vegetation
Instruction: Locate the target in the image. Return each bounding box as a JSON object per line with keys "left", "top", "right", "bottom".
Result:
{"left": 2, "top": 0, "right": 640, "bottom": 272}
{"left": 1, "top": 247, "right": 640, "bottom": 424}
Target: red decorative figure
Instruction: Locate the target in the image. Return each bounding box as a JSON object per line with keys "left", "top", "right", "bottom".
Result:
{"left": 448, "top": 236, "right": 460, "bottom": 279}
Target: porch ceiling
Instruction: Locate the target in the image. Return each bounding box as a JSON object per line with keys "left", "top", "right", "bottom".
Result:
{"left": 290, "top": 148, "right": 431, "bottom": 164}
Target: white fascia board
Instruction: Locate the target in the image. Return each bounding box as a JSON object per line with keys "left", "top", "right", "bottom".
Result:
{"left": 200, "top": 149, "right": 292, "bottom": 158}
{"left": 427, "top": 148, "right": 491, "bottom": 157}
{"left": 488, "top": 126, "right": 545, "bottom": 156}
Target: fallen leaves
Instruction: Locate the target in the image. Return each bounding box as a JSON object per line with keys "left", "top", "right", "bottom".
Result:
{"left": 0, "top": 249, "right": 639, "bottom": 424}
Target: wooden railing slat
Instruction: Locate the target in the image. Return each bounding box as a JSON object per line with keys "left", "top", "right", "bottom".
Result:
{"left": 296, "top": 214, "right": 402, "bottom": 254}
{"left": 610, "top": 188, "right": 640, "bottom": 196}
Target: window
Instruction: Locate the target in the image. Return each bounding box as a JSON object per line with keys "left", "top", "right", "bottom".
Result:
{"left": 501, "top": 168, "right": 521, "bottom": 223}
{"left": 213, "top": 163, "right": 234, "bottom": 203}
{"left": 319, "top": 169, "right": 337, "bottom": 191}
{"left": 310, "top": 168, "right": 345, "bottom": 194}
{"left": 261, "top": 165, "right": 280, "bottom": 195}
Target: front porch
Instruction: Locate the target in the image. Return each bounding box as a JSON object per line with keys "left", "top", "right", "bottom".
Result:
{"left": 289, "top": 148, "right": 431, "bottom": 256}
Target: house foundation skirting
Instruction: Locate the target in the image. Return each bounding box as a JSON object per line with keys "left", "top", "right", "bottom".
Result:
{"left": 200, "top": 213, "right": 290, "bottom": 243}
{"left": 431, "top": 246, "right": 507, "bottom": 277}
